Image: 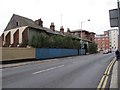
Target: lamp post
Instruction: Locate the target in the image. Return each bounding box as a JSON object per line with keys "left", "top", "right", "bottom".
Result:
{"left": 80, "top": 19, "right": 90, "bottom": 49}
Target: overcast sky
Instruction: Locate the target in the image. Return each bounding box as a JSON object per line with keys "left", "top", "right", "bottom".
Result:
{"left": 0, "top": 0, "right": 118, "bottom": 35}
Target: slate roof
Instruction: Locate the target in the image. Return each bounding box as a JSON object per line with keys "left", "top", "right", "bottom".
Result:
{"left": 4, "top": 14, "right": 92, "bottom": 42}
{"left": 4, "top": 14, "right": 65, "bottom": 36}
{"left": 4, "top": 14, "right": 38, "bottom": 31}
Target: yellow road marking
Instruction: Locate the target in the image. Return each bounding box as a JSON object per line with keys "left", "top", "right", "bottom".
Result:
{"left": 107, "top": 60, "right": 116, "bottom": 75}
{"left": 101, "top": 76, "right": 109, "bottom": 89}
{"left": 104, "top": 60, "right": 113, "bottom": 75}
{"left": 97, "top": 58, "right": 116, "bottom": 90}
{"left": 97, "top": 75, "right": 106, "bottom": 89}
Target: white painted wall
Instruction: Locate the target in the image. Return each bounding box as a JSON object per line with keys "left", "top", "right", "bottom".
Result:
{"left": 3, "top": 26, "right": 28, "bottom": 46}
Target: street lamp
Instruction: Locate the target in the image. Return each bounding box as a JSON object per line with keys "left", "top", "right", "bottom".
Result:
{"left": 80, "top": 19, "right": 90, "bottom": 49}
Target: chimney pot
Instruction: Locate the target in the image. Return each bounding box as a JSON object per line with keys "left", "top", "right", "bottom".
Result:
{"left": 35, "top": 18, "right": 43, "bottom": 27}
{"left": 67, "top": 28, "right": 70, "bottom": 33}
{"left": 50, "top": 22, "right": 55, "bottom": 31}
{"left": 60, "top": 26, "right": 64, "bottom": 34}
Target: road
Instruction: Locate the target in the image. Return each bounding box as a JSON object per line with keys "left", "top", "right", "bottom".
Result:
{"left": 2, "top": 53, "right": 115, "bottom": 88}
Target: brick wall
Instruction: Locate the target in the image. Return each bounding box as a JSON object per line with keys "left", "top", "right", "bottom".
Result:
{"left": 12, "top": 29, "right": 19, "bottom": 47}
{"left": 21, "top": 29, "right": 28, "bottom": 47}
{"left": 95, "top": 37, "right": 109, "bottom": 51}
{"left": 4, "top": 32, "right": 10, "bottom": 47}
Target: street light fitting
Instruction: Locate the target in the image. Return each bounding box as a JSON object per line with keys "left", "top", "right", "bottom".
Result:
{"left": 88, "top": 19, "right": 90, "bottom": 21}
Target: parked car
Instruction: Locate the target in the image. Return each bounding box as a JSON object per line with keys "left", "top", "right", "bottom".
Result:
{"left": 103, "top": 50, "right": 109, "bottom": 54}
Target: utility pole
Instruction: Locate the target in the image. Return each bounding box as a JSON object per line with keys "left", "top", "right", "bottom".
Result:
{"left": 60, "top": 14, "right": 63, "bottom": 27}
{"left": 80, "top": 19, "right": 90, "bottom": 49}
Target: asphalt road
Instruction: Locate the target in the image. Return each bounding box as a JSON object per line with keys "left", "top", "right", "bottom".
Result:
{"left": 2, "top": 53, "right": 115, "bottom": 88}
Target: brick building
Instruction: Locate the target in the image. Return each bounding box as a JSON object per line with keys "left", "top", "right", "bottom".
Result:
{"left": 70, "top": 29, "right": 95, "bottom": 42}
{"left": 95, "top": 34, "right": 109, "bottom": 51}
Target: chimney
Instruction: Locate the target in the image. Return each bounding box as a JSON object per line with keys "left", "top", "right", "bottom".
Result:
{"left": 35, "top": 18, "right": 43, "bottom": 27}
{"left": 67, "top": 28, "right": 71, "bottom": 35}
{"left": 104, "top": 31, "right": 108, "bottom": 36}
{"left": 60, "top": 26, "right": 64, "bottom": 34}
{"left": 50, "top": 22, "right": 55, "bottom": 31}
{"left": 67, "top": 28, "right": 70, "bottom": 33}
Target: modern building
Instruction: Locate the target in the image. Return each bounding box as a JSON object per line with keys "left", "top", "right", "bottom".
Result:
{"left": 108, "top": 29, "right": 119, "bottom": 51}
{"left": 95, "top": 33, "right": 109, "bottom": 51}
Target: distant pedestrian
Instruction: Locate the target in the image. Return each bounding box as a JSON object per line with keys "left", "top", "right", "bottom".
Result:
{"left": 115, "top": 49, "right": 120, "bottom": 60}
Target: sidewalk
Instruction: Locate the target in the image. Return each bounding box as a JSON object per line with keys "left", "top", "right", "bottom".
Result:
{"left": 110, "top": 61, "right": 118, "bottom": 88}
{"left": 118, "top": 59, "right": 120, "bottom": 88}
{"left": 110, "top": 58, "right": 120, "bottom": 89}
{"left": 1, "top": 58, "right": 60, "bottom": 69}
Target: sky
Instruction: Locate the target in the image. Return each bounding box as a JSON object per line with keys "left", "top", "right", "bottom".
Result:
{"left": 0, "top": 0, "right": 118, "bottom": 35}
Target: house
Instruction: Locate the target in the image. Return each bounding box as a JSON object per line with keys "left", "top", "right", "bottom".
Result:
{"left": 2, "top": 14, "right": 66, "bottom": 47}
{"left": 2, "top": 14, "right": 95, "bottom": 48}
{"left": 70, "top": 29, "right": 95, "bottom": 42}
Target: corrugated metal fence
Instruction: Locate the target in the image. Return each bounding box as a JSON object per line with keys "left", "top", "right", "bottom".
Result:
{"left": 36, "top": 48, "right": 85, "bottom": 59}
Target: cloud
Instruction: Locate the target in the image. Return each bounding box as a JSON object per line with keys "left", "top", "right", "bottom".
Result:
{"left": 0, "top": 0, "right": 118, "bottom": 35}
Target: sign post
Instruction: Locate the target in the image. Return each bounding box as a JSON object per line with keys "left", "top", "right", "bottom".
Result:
{"left": 109, "top": 0, "right": 120, "bottom": 51}
{"left": 117, "top": 0, "right": 120, "bottom": 51}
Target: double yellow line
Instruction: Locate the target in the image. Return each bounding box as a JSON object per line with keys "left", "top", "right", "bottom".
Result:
{"left": 97, "top": 58, "right": 116, "bottom": 90}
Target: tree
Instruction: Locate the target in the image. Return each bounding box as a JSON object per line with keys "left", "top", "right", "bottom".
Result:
{"left": 29, "top": 32, "right": 80, "bottom": 49}
{"left": 88, "top": 42, "right": 98, "bottom": 54}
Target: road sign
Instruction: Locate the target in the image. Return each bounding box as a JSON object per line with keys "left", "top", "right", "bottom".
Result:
{"left": 109, "top": 8, "right": 119, "bottom": 27}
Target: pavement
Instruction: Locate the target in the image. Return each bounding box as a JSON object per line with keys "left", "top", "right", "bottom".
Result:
{"left": 1, "top": 58, "right": 59, "bottom": 69}
{"left": 1, "top": 56, "right": 120, "bottom": 89}
{"left": 110, "top": 58, "right": 120, "bottom": 89}
{"left": 118, "top": 59, "right": 120, "bottom": 89}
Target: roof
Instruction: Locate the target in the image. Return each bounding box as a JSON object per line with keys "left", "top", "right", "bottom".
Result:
{"left": 71, "top": 29, "right": 93, "bottom": 34}
{"left": 4, "top": 14, "right": 40, "bottom": 31}
{"left": 4, "top": 14, "right": 65, "bottom": 36}
{"left": 95, "top": 34, "right": 109, "bottom": 38}
{"left": 4, "top": 14, "right": 93, "bottom": 43}
{"left": 71, "top": 29, "right": 88, "bottom": 32}
{"left": 90, "top": 32, "right": 96, "bottom": 34}
{"left": 108, "top": 29, "right": 118, "bottom": 32}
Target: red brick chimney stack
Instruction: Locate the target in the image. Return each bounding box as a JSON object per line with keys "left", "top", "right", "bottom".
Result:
{"left": 60, "top": 26, "right": 64, "bottom": 34}
{"left": 50, "top": 22, "right": 55, "bottom": 31}
{"left": 35, "top": 18, "right": 43, "bottom": 27}
{"left": 67, "top": 28, "right": 70, "bottom": 33}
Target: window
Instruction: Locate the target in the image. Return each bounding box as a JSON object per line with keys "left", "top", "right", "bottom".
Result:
{"left": 90, "top": 38, "right": 92, "bottom": 41}
{"left": 16, "top": 21, "right": 19, "bottom": 27}
{"left": 102, "top": 44, "right": 105, "bottom": 47}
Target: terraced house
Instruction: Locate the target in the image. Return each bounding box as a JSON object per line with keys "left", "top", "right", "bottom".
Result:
{"left": 2, "top": 14, "right": 65, "bottom": 47}
{"left": 1, "top": 14, "right": 95, "bottom": 48}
